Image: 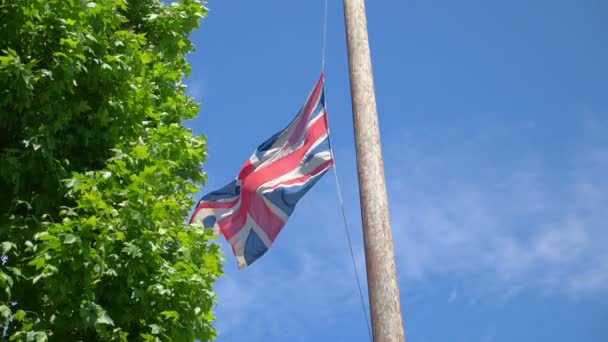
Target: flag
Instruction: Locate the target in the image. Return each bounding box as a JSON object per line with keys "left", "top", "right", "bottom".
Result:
{"left": 189, "top": 74, "right": 333, "bottom": 269}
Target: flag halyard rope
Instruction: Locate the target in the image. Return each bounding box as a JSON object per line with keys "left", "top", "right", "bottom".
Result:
{"left": 321, "top": 1, "right": 372, "bottom": 339}
{"left": 329, "top": 144, "right": 374, "bottom": 342}
{"left": 321, "top": 0, "right": 329, "bottom": 72}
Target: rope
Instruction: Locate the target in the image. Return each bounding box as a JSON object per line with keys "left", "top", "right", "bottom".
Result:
{"left": 321, "top": 0, "right": 329, "bottom": 72}
{"left": 324, "top": 100, "right": 373, "bottom": 340}
{"left": 329, "top": 147, "right": 374, "bottom": 341}
{"left": 321, "top": 1, "right": 372, "bottom": 339}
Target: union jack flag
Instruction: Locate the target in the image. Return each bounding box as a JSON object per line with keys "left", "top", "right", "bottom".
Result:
{"left": 190, "top": 74, "right": 334, "bottom": 268}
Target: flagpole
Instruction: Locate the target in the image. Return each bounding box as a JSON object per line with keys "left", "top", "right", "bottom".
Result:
{"left": 342, "top": 0, "right": 406, "bottom": 340}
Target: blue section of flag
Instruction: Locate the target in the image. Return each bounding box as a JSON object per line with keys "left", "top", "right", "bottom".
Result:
{"left": 256, "top": 130, "right": 281, "bottom": 154}
{"left": 201, "top": 180, "right": 241, "bottom": 201}
{"left": 303, "top": 137, "right": 330, "bottom": 164}
{"left": 203, "top": 215, "right": 217, "bottom": 228}
{"left": 244, "top": 229, "right": 269, "bottom": 265}
{"left": 263, "top": 170, "right": 328, "bottom": 216}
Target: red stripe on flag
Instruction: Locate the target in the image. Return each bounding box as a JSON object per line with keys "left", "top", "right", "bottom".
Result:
{"left": 246, "top": 116, "right": 329, "bottom": 191}
{"left": 238, "top": 160, "right": 255, "bottom": 181}
{"left": 249, "top": 194, "right": 285, "bottom": 242}
{"left": 264, "top": 159, "right": 334, "bottom": 191}
{"left": 286, "top": 74, "right": 324, "bottom": 149}
{"left": 218, "top": 202, "right": 247, "bottom": 240}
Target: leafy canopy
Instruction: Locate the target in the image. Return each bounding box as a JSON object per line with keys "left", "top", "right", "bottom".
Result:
{"left": 0, "top": 0, "right": 222, "bottom": 340}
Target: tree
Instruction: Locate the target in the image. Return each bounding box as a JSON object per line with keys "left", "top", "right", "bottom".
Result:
{"left": 0, "top": 0, "right": 222, "bottom": 340}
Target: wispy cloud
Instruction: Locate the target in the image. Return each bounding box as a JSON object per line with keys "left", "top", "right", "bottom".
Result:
{"left": 384, "top": 115, "right": 608, "bottom": 299}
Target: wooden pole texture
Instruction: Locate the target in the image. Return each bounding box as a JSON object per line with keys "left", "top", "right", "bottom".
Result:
{"left": 342, "top": 0, "right": 406, "bottom": 341}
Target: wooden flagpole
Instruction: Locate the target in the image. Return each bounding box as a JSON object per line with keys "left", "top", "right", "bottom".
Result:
{"left": 342, "top": 0, "right": 406, "bottom": 340}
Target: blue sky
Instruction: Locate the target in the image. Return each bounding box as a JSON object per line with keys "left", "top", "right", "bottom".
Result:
{"left": 182, "top": 0, "right": 608, "bottom": 341}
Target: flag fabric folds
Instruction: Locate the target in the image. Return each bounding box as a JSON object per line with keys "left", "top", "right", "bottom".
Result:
{"left": 189, "top": 74, "right": 334, "bottom": 269}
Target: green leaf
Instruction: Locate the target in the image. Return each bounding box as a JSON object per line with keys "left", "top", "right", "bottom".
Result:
{"left": 63, "top": 178, "right": 76, "bottom": 188}
{"left": 96, "top": 311, "right": 115, "bottom": 326}
{"left": 63, "top": 234, "right": 79, "bottom": 244}
{"left": 85, "top": 216, "right": 98, "bottom": 226}
{"left": 132, "top": 145, "right": 149, "bottom": 159}
{"left": 160, "top": 311, "right": 179, "bottom": 321}
{"left": 114, "top": 0, "right": 128, "bottom": 10}
{"left": 150, "top": 324, "right": 161, "bottom": 334}
{"left": 0, "top": 271, "right": 13, "bottom": 287}
{"left": 27, "top": 256, "right": 45, "bottom": 270}
{"left": 13, "top": 310, "right": 26, "bottom": 320}
{"left": 1, "top": 241, "right": 15, "bottom": 253}
{"left": 32, "top": 273, "right": 44, "bottom": 284}
{"left": 0, "top": 55, "right": 13, "bottom": 66}
{"left": 20, "top": 322, "right": 34, "bottom": 332}
{"left": 34, "top": 332, "right": 48, "bottom": 342}
{"left": 140, "top": 52, "right": 153, "bottom": 64}
{"left": 140, "top": 334, "right": 155, "bottom": 341}
{"left": 0, "top": 305, "right": 10, "bottom": 318}
{"left": 59, "top": 38, "right": 79, "bottom": 49}
{"left": 121, "top": 243, "right": 141, "bottom": 258}
{"left": 34, "top": 232, "right": 56, "bottom": 242}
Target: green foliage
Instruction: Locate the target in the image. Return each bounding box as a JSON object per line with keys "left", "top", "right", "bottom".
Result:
{"left": 0, "top": 0, "right": 223, "bottom": 340}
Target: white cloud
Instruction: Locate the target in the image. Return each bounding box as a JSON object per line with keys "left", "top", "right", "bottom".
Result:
{"left": 384, "top": 117, "right": 608, "bottom": 299}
